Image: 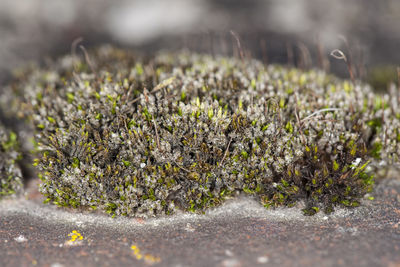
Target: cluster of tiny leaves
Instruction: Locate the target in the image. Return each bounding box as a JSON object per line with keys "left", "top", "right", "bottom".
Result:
{"left": 0, "top": 124, "right": 23, "bottom": 198}
{"left": 9, "top": 46, "right": 400, "bottom": 216}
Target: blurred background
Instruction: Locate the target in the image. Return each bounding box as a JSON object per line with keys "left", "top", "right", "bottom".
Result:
{"left": 0, "top": 0, "right": 399, "bottom": 89}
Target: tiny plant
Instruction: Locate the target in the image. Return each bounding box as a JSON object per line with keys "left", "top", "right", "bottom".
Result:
{"left": 0, "top": 124, "right": 23, "bottom": 198}
{"left": 6, "top": 46, "right": 400, "bottom": 217}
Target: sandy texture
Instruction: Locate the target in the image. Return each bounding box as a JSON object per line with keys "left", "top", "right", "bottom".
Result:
{"left": 0, "top": 176, "right": 399, "bottom": 267}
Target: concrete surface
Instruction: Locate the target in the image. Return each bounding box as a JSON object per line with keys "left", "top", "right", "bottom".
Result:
{"left": 0, "top": 176, "right": 399, "bottom": 267}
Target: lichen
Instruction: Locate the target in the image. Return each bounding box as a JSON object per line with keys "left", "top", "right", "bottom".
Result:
{"left": 131, "top": 244, "right": 161, "bottom": 263}
{"left": 8, "top": 45, "right": 400, "bottom": 217}
{"left": 0, "top": 124, "right": 23, "bottom": 198}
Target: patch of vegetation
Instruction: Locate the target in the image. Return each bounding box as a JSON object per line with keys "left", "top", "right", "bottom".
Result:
{"left": 367, "top": 65, "right": 398, "bottom": 92}
{"left": 0, "top": 125, "right": 23, "bottom": 198}
{"left": 7, "top": 46, "right": 400, "bottom": 217}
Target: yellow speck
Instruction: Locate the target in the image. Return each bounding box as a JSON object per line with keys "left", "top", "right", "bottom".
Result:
{"left": 144, "top": 254, "right": 161, "bottom": 263}
{"left": 131, "top": 243, "right": 160, "bottom": 263}
{"left": 67, "top": 230, "right": 84, "bottom": 244}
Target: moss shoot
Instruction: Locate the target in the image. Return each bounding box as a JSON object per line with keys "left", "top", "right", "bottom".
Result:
{"left": 0, "top": 124, "right": 23, "bottom": 198}
{"left": 8, "top": 46, "right": 400, "bottom": 217}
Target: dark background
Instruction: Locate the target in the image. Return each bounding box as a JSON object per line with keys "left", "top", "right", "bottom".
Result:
{"left": 0, "top": 0, "right": 399, "bottom": 86}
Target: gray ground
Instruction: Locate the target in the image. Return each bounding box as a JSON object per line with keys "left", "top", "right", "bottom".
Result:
{"left": 1, "top": 175, "right": 399, "bottom": 267}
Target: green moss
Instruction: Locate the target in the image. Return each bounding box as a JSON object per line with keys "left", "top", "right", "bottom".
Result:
{"left": 367, "top": 65, "right": 398, "bottom": 92}
{"left": 7, "top": 46, "right": 400, "bottom": 217}
{"left": 0, "top": 126, "right": 23, "bottom": 198}
{"left": 371, "top": 142, "right": 383, "bottom": 159}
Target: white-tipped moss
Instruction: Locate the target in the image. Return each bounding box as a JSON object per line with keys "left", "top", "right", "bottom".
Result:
{"left": 8, "top": 46, "right": 400, "bottom": 217}
{"left": 0, "top": 125, "right": 23, "bottom": 198}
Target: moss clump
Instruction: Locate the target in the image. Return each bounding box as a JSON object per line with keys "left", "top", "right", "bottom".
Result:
{"left": 0, "top": 125, "right": 23, "bottom": 198}
{"left": 367, "top": 65, "right": 398, "bottom": 92}
{"left": 8, "top": 46, "right": 400, "bottom": 217}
